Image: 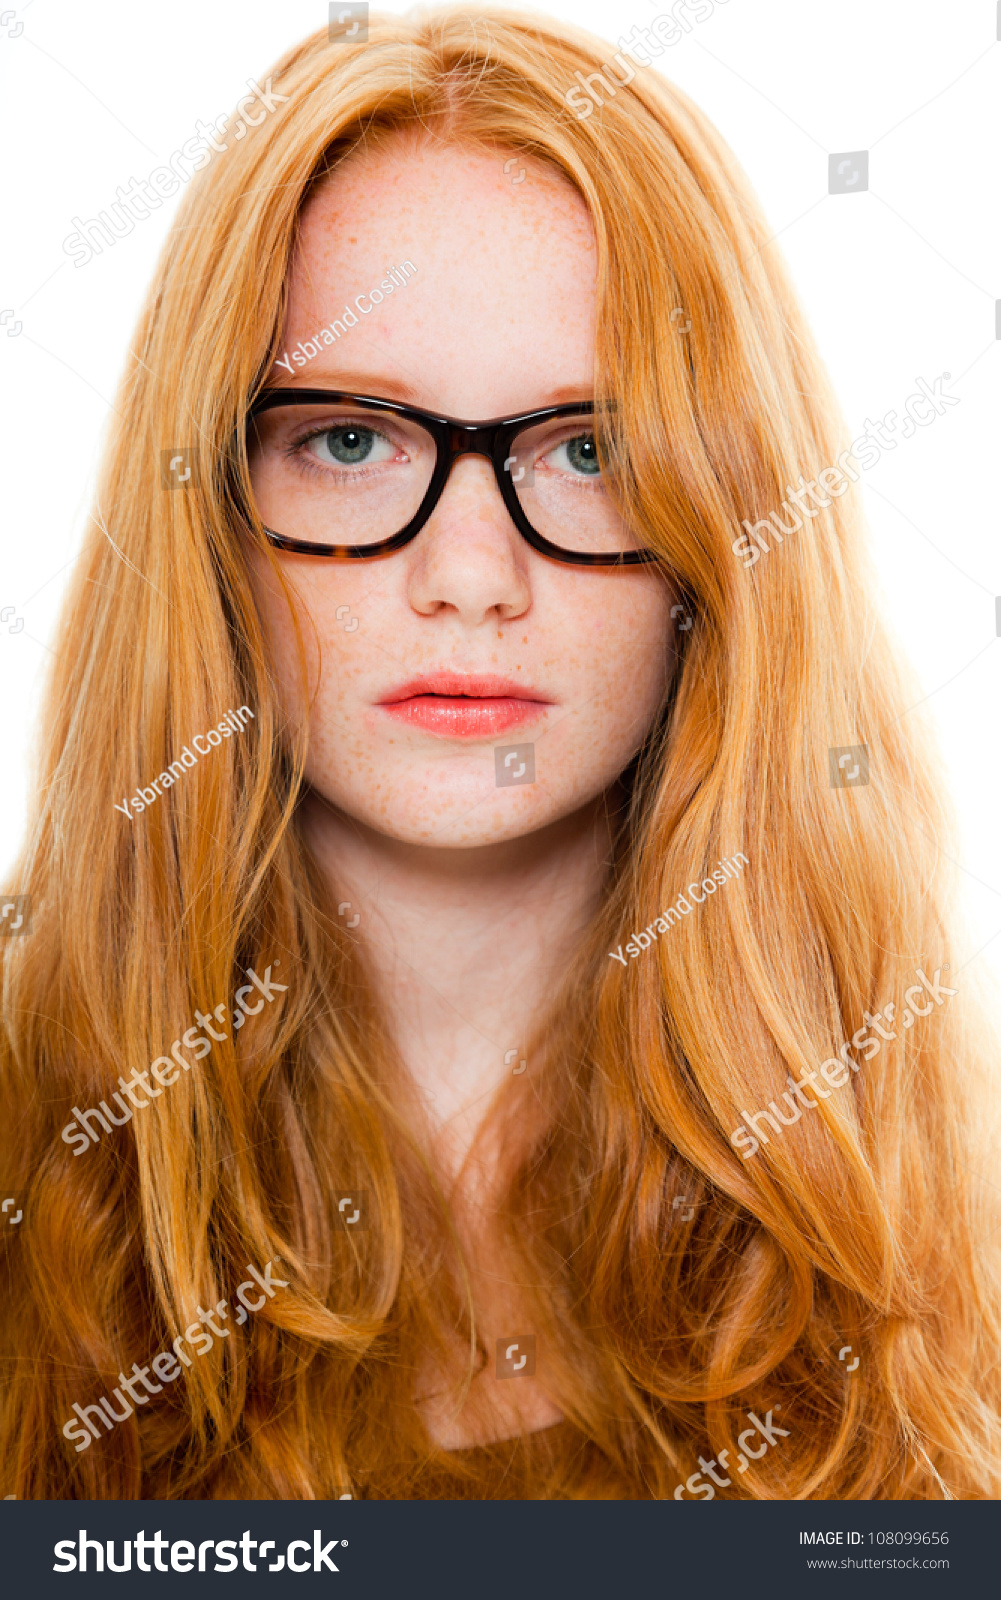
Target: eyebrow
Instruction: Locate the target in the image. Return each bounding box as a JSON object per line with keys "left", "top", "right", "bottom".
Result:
{"left": 268, "top": 370, "right": 425, "bottom": 403}
{"left": 265, "top": 370, "right": 595, "bottom": 409}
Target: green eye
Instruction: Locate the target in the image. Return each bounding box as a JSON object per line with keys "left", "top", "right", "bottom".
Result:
{"left": 299, "top": 422, "right": 400, "bottom": 470}
{"left": 317, "top": 427, "right": 375, "bottom": 464}
{"left": 563, "top": 435, "right": 600, "bottom": 475}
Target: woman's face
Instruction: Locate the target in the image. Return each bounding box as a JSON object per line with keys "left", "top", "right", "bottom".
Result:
{"left": 247, "top": 138, "right": 675, "bottom": 848}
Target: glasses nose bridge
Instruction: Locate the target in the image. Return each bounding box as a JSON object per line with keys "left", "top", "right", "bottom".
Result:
{"left": 446, "top": 420, "right": 502, "bottom": 465}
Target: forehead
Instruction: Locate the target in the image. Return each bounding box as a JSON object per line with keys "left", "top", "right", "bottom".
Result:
{"left": 282, "top": 137, "right": 598, "bottom": 414}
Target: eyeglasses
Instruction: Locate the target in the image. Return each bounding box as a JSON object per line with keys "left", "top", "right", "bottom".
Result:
{"left": 245, "top": 389, "right": 657, "bottom": 566}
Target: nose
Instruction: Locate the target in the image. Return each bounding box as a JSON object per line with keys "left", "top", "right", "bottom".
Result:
{"left": 406, "top": 453, "right": 531, "bottom": 626}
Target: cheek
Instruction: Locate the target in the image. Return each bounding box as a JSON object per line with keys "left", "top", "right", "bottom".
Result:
{"left": 557, "top": 579, "right": 673, "bottom": 749}
{"left": 246, "top": 552, "right": 359, "bottom": 724}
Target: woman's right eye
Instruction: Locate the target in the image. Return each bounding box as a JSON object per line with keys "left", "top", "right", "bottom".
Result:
{"left": 302, "top": 425, "right": 397, "bottom": 467}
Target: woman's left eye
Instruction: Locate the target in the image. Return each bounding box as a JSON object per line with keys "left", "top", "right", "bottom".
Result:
{"left": 546, "top": 434, "right": 601, "bottom": 477}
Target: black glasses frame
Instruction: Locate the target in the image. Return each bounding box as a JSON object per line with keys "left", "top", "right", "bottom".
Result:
{"left": 246, "top": 388, "right": 657, "bottom": 566}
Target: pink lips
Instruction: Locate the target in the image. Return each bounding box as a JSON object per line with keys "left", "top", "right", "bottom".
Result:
{"left": 377, "top": 673, "right": 553, "bottom": 737}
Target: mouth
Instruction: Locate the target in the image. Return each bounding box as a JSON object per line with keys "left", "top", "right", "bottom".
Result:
{"left": 377, "top": 673, "right": 554, "bottom": 738}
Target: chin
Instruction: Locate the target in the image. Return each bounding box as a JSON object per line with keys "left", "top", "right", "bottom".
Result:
{"left": 363, "top": 794, "right": 559, "bottom": 849}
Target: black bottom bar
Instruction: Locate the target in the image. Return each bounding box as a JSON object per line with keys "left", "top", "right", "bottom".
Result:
{"left": 3, "top": 1497, "right": 995, "bottom": 1598}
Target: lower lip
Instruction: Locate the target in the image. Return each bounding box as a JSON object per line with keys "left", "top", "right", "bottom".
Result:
{"left": 379, "top": 696, "right": 551, "bottom": 737}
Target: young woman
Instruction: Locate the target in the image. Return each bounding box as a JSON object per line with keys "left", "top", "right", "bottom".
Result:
{"left": 2, "top": 8, "right": 999, "bottom": 1500}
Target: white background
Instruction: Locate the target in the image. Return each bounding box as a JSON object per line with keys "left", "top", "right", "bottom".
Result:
{"left": 1, "top": 0, "right": 999, "bottom": 976}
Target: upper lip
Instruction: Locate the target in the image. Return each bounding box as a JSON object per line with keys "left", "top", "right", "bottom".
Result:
{"left": 377, "top": 673, "right": 552, "bottom": 704}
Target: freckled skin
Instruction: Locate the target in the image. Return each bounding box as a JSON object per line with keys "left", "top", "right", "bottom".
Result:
{"left": 247, "top": 140, "right": 673, "bottom": 847}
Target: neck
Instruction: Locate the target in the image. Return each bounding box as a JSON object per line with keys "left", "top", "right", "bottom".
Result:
{"left": 299, "top": 790, "right": 615, "bottom": 1174}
